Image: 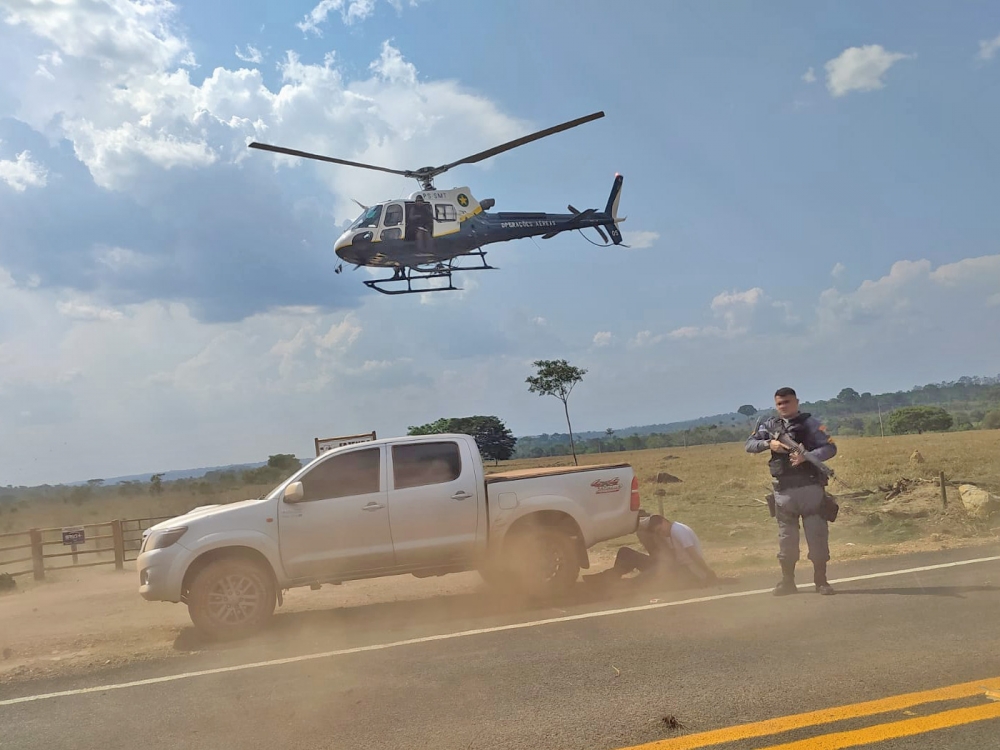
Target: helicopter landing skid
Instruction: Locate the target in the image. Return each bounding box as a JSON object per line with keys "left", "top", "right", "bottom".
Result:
{"left": 362, "top": 250, "right": 497, "bottom": 296}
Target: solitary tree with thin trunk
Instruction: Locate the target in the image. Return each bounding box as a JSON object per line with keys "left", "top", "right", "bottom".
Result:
{"left": 526, "top": 359, "right": 588, "bottom": 465}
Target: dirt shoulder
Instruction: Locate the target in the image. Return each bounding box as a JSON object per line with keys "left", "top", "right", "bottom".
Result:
{"left": 3, "top": 533, "right": 997, "bottom": 687}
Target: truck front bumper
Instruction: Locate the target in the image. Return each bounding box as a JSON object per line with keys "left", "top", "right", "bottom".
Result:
{"left": 137, "top": 544, "right": 194, "bottom": 603}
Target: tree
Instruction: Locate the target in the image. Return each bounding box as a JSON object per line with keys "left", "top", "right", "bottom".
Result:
{"left": 982, "top": 410, "right": 1000, "bottom": 430}
{"left": 149, "top": 473, "right": 164, "bottom": 495}
{"left": 267, "top": 454, "right": 302, "bottom": 474}
{"left": 407, "top": 418, "right": 454, "bottom": 436}
{"left": 526, "top": 359, "right": 587, "bottom": 465}
{"left": 887, "top": 406, "right": 954, "bottom": 435}
{"left": 737, "top": 404, "right": 758, "bottom": 427}
{"left": 407, "top": 416, "right": 517, "bottom": 465}
{"left": 837, "top": 388, "right": 861, "bottom": 403}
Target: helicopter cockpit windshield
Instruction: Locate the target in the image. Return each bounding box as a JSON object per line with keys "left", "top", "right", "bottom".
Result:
{"left": 349, "top": 205, "right": 383, "bottom": 230}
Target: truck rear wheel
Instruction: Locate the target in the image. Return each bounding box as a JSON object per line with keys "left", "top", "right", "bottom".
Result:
{"left": 505, "top": 527, "right": 580, "bottom": 600}
{"left": 187, "top": 558, "right": 276, "bottom": 640}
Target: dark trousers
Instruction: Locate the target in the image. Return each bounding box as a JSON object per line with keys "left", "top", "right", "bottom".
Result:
{"left": 613, "top": 546, "right": 656, "bottom": 574}
{"left": 612, "top": 547, "right": 700, "bottom": 585}
{"left": 774, "top": 483, "right": 829, "bottom": 564}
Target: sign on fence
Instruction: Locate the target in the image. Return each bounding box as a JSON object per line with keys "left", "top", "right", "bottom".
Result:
{"left": 62, "top": 527, "right": 86, "bottom": 545}
{"left": 314, "top": 431, "right": 377, "bottom": 456}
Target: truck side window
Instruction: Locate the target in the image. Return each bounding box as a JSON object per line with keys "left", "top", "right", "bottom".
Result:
{"left": 300, "top": 447, "right": 380, "bottom": 502}
{"left": 392, "top": 442, "right": 462, "bottom": 490}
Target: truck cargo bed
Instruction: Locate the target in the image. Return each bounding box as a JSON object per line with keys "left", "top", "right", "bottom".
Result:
{"left": 485, "top": 463, "right": 631, "bottom": 484}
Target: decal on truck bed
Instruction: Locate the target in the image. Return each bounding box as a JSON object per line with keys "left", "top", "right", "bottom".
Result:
{"left": 591, "top": 477, "right": 621, "bottom": 494}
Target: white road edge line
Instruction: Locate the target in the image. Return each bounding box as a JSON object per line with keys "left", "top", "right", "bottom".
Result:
{"left": 2, "top": 553, "right": 999, "bottom": 707}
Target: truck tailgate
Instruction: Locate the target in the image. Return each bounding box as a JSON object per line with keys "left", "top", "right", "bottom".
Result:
{"left": 485, "top": 463, "right": 638, "bottom": 546}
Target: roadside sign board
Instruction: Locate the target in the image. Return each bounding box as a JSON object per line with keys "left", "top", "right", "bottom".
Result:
{"left": 315, "top": 431, "right": 377, "bottom": 456}
{"left": 62, "top": 527, "right": 86, "bottom": 546}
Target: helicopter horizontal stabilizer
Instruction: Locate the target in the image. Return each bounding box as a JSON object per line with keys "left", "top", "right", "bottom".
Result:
{"left": 541, "top": 208, "right": 597, "bottom": 239}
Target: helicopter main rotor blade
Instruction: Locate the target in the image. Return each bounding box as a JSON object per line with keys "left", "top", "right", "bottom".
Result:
{"left": 248, "top": 142, "right": 412, "bottom": 178}
{"left": 434, "top": 111, "right": 605, "bottom": 174}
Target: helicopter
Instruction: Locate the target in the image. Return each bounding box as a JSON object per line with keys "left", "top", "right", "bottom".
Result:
{"left": 248, "top": 111, "right": 626, "bottom": 296}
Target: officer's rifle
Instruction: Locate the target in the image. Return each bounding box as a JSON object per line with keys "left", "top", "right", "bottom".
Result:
{"left": 756, "top": 417, "right": 851, "bottom": 490}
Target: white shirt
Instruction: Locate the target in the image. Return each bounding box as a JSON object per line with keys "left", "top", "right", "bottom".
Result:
{"left": 667, "top": 522, "right": 703, "bottom": 565}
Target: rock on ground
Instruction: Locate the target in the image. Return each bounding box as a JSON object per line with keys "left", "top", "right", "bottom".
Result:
{"left": 958, "top": 484, "right": 1000, "bottom": 519}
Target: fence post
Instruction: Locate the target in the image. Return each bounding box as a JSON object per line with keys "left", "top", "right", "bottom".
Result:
{"left": 940, "top": 471, "right": 947, "bottom": 509}
{"left": 71, "top": 543, "right": 79, "bottom": 565}
{"left": 30, "top": 528, "right": 45, "bottom": 581}
{"left": 112, "top": 519, "right": 125, "bottom": 571}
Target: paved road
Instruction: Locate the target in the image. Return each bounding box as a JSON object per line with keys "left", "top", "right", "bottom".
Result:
{"left": 2, "top": 546, "right": 1000, "bottom": 750}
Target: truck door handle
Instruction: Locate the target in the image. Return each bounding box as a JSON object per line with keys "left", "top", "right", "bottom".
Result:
{"left": 451, "top": 491, "right": 472, "bottom": 501}
{"left": 362, "top": 502, "right": 386, "bottom": 512}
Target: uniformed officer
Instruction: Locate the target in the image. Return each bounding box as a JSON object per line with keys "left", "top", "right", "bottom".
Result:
{"left": 746, "top": 387, "right": 838, "bottom": 596}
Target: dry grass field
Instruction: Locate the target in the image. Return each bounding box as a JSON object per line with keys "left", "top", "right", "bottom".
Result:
{"left": 497, "top": 430, "right": 1000, "bottom": 571}
{"left": 3, "top": 430, "right": 999, "bottom": 576}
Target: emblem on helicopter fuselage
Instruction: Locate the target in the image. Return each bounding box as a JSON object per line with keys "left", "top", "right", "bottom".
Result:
{"left": 457, "top": 193, "right": 469, "bottom": 207}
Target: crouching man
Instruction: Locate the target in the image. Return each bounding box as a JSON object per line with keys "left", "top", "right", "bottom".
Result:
{"left": 585, "top": 513, "right": 717, "bottom": 588}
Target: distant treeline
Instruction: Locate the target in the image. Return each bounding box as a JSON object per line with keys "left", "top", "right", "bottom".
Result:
{"left": 514, "top": 376, "right": 1000, "bottom": 458}
{"left": 0, "top": 454, "right": 303, "bottom": 506}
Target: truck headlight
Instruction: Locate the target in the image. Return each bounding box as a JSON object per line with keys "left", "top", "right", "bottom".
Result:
{"left": 146, "top": 527, "right": 188, "bottom": 551}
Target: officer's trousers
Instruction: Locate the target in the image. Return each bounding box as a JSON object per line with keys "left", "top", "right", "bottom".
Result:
{"left": 774, "top": 483, "right": 829, "bottom": 564}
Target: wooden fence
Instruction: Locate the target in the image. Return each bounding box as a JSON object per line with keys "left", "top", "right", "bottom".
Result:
{"left": 0, "top": 516, "right": 174, "bottom": 581}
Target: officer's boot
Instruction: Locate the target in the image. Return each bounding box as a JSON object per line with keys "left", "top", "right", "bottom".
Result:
{"left": 814, "top": 561, "right": 835, "bottom": 595}
{"left": 772, "top": 560, "right": 798, "bottom": 596}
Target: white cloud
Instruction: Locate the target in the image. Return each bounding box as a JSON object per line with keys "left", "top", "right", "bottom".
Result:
{"left": 0, "top": 149, "right": 48, "bottom": 191}
{"left": 532, "top": 316, "right": 547, "bottom": 326}
{"left": 35, "top": 49, "right": 63, "bottom": 79}
{"left": 662, "top": 286, "right": 796, "bottom": 340}
{"left": 978, "top": 33, "right": 1000, "bottom": 61}
{"left": 622, "top": 230, "right": 659, "bottom": 249}
{"left": 817, "top": 255, "right": 1000, "bottom": 330}
{"left": 629, "top": 330, "right": 664, "bottom": 348}
{"left": 56, "top": 299, "right": 125, "bottom": 322}
{"left": 235, "top": 44, "right": 263, "bottom": 64}
{"left": 824, "top": 45, "right": 914, "bottom": 97}
{"left": 802, "top": 67, "right": 816, "bottom": 83}
{"left": 94, "top": 245, "right": 160, "bottom": 272}
{"left": 831, "top": 262, "right": 846, "bottom": 279}
{"left": 592, "top": 331, "right": 612, "bottom": 347}
{"left": 0, "top": 3, "right": 529, "bottom": 213}
{"left": 297, "top": 0, "right": 378, "bottom": 35}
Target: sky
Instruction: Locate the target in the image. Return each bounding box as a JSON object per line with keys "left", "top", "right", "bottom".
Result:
{"left": 1, "top": 0, "right": 999, "bottom": 486}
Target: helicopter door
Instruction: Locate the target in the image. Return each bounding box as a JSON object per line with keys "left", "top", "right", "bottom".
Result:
{"left": 433, "top": 201, "right": 459, "bottom": 238}
{"left": 379, "top": 203, "right": 404, "bottom": 241}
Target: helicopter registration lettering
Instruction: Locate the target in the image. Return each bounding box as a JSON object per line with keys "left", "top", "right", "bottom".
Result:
{"left": 500, "top": 220, "right": 558, "bottom": 228}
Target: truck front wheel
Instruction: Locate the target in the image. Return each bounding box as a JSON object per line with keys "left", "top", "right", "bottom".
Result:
{"left": 506, "top": 527, "right": 581, "bottom": 600}
{"left": 187, "top": 558, "right": 276, "bottom": 640}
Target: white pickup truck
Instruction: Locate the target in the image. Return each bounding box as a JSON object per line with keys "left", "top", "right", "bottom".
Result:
{"left": 137, "top": 433, "right": 640, "bottom": 639}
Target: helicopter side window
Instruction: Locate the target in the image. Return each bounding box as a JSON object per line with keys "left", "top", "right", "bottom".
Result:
{"left": 434, "top": 204, "right": 457, "bottom": 222}
{"left": 350, "top": 205, "right": 383, "bottom": 230}
{"left": 384, "top": 204, "right": 403, "bottom": 227}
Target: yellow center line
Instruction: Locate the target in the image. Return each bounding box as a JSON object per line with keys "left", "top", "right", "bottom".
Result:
{"left": 755, "top": 701, "right": 1000, "bottom": 750}
{"left": 620, "top": 677, "right": 1000, "bottom": 750}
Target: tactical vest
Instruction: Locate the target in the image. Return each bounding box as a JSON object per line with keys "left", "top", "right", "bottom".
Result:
{"left": 768, "top": 412, "right": 824, "bottom": 488}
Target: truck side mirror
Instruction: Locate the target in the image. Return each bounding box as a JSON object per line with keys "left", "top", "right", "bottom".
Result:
{"left": 283, "top": 481, "right": 304, "bottom": 504}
